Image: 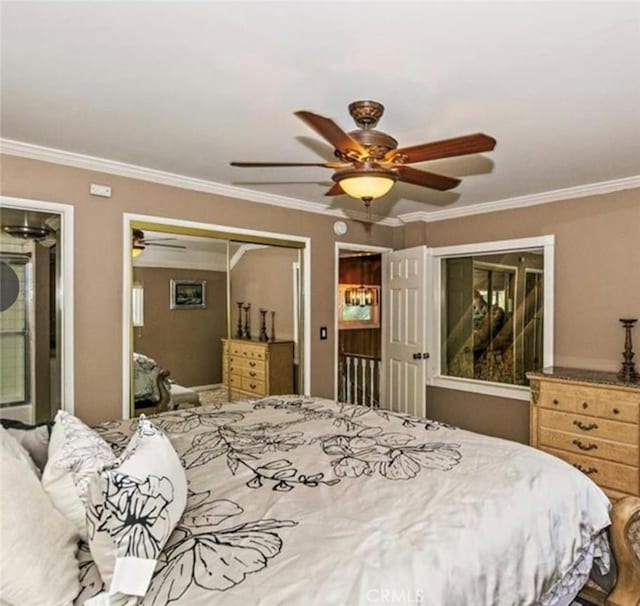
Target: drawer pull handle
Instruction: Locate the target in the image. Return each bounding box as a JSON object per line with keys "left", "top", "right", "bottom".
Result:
{"left": 573, "top": 420, "right": 598, "bottom": 431}
{"left": 249, "top": 371, "right": 257, "bottom": 377}
{"left": 573, "top": 464, "right": 598, "bottom": 476}
{"left": 572, "top": 439, "right": 598, "bottom": 452}
{"left": 553, "top": 399, "right": 559, "bottom": 405}
{"left": 582, "top": 402, "right": 589, "bottom": 409}
{"left": 249, "top": 361, "right": 256, "bottom": 367}
{"left": 613, "top": 408, "right": 620, "bottom": 415}
{"left": 250, "top": 383, "right": 257, "bottom": 389}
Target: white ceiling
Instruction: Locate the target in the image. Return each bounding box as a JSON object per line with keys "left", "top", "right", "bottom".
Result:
{"left": 2, "top": 2, "right": 639, "bottom": 221}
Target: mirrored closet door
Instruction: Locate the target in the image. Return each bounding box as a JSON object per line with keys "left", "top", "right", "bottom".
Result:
{"left": 128, "top": 222, "right": 305, "bottom": 418}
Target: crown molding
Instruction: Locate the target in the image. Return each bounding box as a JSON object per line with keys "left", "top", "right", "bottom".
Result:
{"left": 4, "top": 138, "right": 636, "bottom": 228}
{"left": 0, "top": 138, "right": 402, "bottom": 227}
{"left": 398, "top": 175, "right": 640, "bottom": 224}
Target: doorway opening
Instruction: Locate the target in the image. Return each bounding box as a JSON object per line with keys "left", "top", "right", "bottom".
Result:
{"left": 0, "top": 198, "right": 74, "bottom": 422}
{"left": 334, "top": 243, "right": 391, "bottom": 407}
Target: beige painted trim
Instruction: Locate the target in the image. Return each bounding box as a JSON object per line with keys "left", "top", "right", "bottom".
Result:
{"left": 1, "top": 138, "right": 400, "bottom": 226}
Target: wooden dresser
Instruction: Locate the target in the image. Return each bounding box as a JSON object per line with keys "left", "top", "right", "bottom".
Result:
{"left": 528, "top": 367, "right": 640, "bottom": 501}
{"left": 222, "top": 338, "right": 294, "bottom": 398}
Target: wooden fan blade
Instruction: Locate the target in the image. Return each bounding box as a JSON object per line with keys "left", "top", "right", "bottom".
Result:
{"left": 388, "top": 133, "right": 496, "bottom": 164}
{"left": 231, "top": 161, "right": 332, "bottom": 168}
{"left": 325, "top": 182, "right": 345, "bottom": 196}
{"left": 295, "top": 111, "right": 365, "bottom": 156}
{"left": 394, "top": 166, "right": 461, "bottom": 191}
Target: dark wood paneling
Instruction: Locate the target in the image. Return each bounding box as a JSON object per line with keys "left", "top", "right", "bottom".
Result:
{"left": 338, "top": 254, "right": 382, "bottom": 358}
{"left": 339, "top": 254, "right": 381, "bottom": 284}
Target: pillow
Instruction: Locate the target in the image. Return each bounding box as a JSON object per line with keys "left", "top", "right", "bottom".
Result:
{"left": 42, "top": 410, "right": 116, "bottom": 541}
{"left": 1, "top": 418, "right": 53, "bottom": 472}
{"left": 87, "top": 416, "right": 187, "bottom": 601}
{"left": 0, "top": 425, "right": 80, "bottom": 605}
{"left": 0, "top": 425, "right": 40, "bottom": 477}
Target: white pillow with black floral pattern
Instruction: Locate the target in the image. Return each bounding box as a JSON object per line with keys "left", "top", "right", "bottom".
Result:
{"left": 86, "top": 415, "right": 187, "bottom": 602}
{"left": 42, "top": 410, "right": 116, "bottom": 541}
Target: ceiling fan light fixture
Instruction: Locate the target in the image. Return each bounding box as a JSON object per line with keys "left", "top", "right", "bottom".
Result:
{"left": 335, "top": 170, "right": 396, "bottom": 203}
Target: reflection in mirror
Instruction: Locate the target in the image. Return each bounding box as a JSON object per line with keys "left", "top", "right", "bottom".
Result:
{"left": 129, "top": 226, "right": 306, "bottom": 417}
{"left": 131, "top": 230, "right": 229, "bottom": 416}
{"left": 0, "top": 208, "right": 62, "bottom": 423}
{"left": 227, "top": 242, "right": 303, "bottom": 399}
{"left": 441, "top": 249, "right": 544, "bottom": 385}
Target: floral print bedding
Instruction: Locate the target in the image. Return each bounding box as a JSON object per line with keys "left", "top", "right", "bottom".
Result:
{"left": 78, "top": 396, "right": 612, "bottom": 606}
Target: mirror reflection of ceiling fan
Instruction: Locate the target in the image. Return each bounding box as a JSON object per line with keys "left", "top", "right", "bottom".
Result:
{"left": 231, "top": 100, "right": 496, "bottom": 211}
{"left": 132, "top": 229, "right": 186, "bottom": 257}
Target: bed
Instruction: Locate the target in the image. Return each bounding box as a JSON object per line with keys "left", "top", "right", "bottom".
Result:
{"left": 78, "top": 395, "right": 640, "bottom": 606}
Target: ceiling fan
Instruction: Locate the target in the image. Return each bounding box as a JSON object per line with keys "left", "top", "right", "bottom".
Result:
{"left": 231, "top": 100, "right": 496, "bottom": 209}
{"left": 132, "top": 229, "right": 186, "bottom": 257}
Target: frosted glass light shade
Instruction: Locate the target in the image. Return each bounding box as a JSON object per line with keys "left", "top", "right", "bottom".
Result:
{"left": 338, "top": 175, "right": 395, "bottom": 200}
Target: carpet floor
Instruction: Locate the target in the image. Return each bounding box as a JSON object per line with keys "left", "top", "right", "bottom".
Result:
{"left": 196, "top": 385, "right": 259, "bottom": 408}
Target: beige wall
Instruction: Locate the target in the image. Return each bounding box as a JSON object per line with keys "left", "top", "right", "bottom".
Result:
{"left": 0, "top": 154, "right": 395, "bottom": 424}
{"left": 406, "top": 189, "right": 640, "bottom": 443}
{"left": 230, "top": 247, "right": 298, "bottom": 341}
{"left": 133, "top": 267, "right": 227, "bottom": 387}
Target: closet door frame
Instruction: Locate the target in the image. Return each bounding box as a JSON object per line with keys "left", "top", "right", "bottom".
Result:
{"left": 122, "top": 212, "right": 311, "bottom": 420}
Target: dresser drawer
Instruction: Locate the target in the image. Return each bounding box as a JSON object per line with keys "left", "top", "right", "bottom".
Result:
{"left": 230, "top": 342, "right": 266, "bottom": 360}
{"left": 539, "top": 384, "right": 596, "bottom": 414}
{"left": 242, "top": 366, "right": 265, "bottom": 382}
{"left": 595, "top": 392, "right": 639, "bottom": 424}
{"left": 539, "top": 428, "right": 638, "bottom": 466}
{"left": 241, "top": 377, "right": 266, "bottom": 396}
{"left": 539, "top": 409, "right": 638, "bottom": 445}
{"left": 231, "top": 356, "right": 266, "bottom": 372}
{"left": 541, "top": 446, "right": 638, "bottom": 494}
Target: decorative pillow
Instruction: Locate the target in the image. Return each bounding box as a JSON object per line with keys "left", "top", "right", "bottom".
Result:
{"left": 0, "top": 425, "right": 40, "bottom": 477}
{"left": 0, "top": 425, "right": 80, "bottom": 605}
{"left": 1, "top": 418, "right": 53, "bottom": 472}
{"left": 87, "top": 416, "right": 187, "bottom": 600}
{"left": 42, "top": 410, "right": 116, "bottom": 541}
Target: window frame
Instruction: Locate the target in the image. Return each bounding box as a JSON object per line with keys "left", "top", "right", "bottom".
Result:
{"left": 426, "top": 235, "right": 555, "bottom": 401}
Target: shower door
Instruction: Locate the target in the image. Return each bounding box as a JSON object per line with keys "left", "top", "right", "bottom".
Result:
{"left": 0, "top": 254, "right": 34, "bottom": 421}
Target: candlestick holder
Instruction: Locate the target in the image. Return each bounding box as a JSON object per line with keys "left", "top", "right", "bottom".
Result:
{"left": 618, "top": 318, "right": 639, "bottom": 382}
{"left": 235, "top": 301, "right": 244, "bottom": 338}
{"left": 270, "top": 311, "right": 276, "bottom": 342}
{"left": 259, "top": 308, "right": 269, "bottom": 342}
{"left": 242, "top": 303, "right": 252, "bottom": 339}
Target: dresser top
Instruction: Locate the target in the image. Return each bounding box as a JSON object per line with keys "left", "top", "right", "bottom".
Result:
{"left": 527, "top": 366, "right": 640, "bottom": 391}
{"left": 222, "top": 337, "right": 294, "bottom": 345}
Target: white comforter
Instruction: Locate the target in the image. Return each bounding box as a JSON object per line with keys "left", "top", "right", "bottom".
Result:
{"left": 82, "top": 396, "right": 611, "bottom": 606}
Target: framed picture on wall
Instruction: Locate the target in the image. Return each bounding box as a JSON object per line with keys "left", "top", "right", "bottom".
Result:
{"left": 170, "top": 280, "right": 207, "bottom": 310}
{"left": 338, "top": 284, "right": 380, "bottom": 329}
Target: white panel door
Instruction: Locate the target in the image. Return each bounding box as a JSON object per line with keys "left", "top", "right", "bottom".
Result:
{"left": 380, "top": 246, "right": 427, "bottom": 416}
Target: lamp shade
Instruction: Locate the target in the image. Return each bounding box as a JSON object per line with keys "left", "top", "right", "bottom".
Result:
{"left": 338, "top": 175, "right": 395, "bottom": 201}
{"left": 132, "top": 245, "right": 144, "bottom": 258}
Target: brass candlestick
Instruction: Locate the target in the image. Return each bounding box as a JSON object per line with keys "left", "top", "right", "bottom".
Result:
{"left": 235, "top": 301, "right": 244, "bottom": 338}
{"left": 242, "top": 303, "right": 252, "bottom": 339}
{"left": 270, "top": 311, "right": 276, "bottom": 342}
{"left": 259, "top": 308, "right": 269, "bottom": 342}
{"left": 618, "top": 318, "right": 639, "bottom": 382}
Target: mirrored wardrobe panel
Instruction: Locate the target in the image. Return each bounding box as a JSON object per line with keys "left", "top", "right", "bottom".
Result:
{"left": 129, "top": 223, "right": 305, "bottom": 418}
